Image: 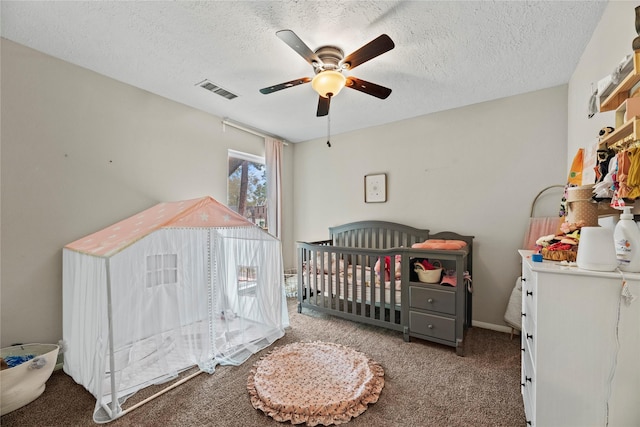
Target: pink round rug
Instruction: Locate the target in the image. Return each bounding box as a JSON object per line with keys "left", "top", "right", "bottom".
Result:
{"left": 247, "top": 341, "right": 384, "bottom": 426}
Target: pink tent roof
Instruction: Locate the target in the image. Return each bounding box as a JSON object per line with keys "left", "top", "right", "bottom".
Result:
{"left": 65, "top": 196, "right": 255, "bottom": 257}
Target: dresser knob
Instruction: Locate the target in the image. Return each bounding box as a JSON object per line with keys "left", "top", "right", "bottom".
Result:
{"left": 526, "top": 421, "right": 532, "bottom": 426}
{"left": 526, "top": 290, "right": 533, "bottom": 297}
{"left": 427, "top": 298, "right": 434, "bottom": 303}
{"left": 527, "top": 334, "right": 533, "bottom": 340}
{"left": 521, "top": 312, "right": 526, "bottom": 317}
{"left": 522, "top": 278, "right": 527, "bottom": 282}
{"left": 521, "top": 348, "right": 526, "bottom": 353}
{"left": 427, "top": 324, "right": 434, "bottom": 329}
{"left": 521, "top": 382, "right": 526, "bottom": 387}
{"left": 526, "top": 376, "right": 532, "bottom": 383}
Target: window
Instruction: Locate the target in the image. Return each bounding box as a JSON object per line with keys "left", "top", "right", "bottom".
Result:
{"left": 227, "top": 150, "right": 268, "bottom": 230}
{"left": 146, "top": 254, "right": 178, "bottom": 287}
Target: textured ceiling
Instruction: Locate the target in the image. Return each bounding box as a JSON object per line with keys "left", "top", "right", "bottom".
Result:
{"left": 1, "top": 1, "right": 607, "bottom": 143}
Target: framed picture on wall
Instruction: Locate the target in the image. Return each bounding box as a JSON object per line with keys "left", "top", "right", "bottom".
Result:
{"left": 364, "top": 173, "right": 387, "bottom": 203}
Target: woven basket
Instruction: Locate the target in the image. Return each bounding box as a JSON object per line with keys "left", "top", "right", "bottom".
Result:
{"left": 414, "top": 261, "right": 443, "bottom": 283}
{"left": 541, "top": 248, "right": 578, "bottom": 262}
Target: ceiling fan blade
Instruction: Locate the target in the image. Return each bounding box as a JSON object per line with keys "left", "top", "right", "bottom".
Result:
{"left": 276, "top": 29, "right": 322, "bottom": 67}
{"left": 259, "top": 77, "right": 311, "bottom": 94}
{"left": 342, "top": 34, "right": 395, "bottom": 70}
{"left": 316, "top": 96, "right": 330, "bottom": 117}
{"left": 346, "top": 77, "right": 392, "bottom": 99}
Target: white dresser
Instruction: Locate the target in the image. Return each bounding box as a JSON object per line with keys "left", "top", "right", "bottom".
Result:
{"left": 519, "top": 250, "right": 640, "bottom": 427}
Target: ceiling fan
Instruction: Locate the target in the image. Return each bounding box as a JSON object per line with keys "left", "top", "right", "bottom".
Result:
{"left": 259, "top": 30, "right": 395, "bottom": 117}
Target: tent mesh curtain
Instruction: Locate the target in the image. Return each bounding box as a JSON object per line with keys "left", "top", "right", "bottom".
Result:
{"left": 284, "top": 268, "right": 297, "bottom": 297}
{"left": 63, "top": 226, "right": 288, "bottom": 423}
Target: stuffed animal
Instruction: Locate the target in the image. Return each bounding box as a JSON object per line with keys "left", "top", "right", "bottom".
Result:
{"left": 374, "top": 255, "right": 402, "bottom": 281}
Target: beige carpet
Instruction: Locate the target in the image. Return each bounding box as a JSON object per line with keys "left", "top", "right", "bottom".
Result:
{"left": 1, "top": 298, "right": 525, "bottom": 426}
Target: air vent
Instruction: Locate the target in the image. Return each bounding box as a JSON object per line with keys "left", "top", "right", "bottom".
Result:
{"left": 196, "top": 80, "right": 238, "bottom": 100}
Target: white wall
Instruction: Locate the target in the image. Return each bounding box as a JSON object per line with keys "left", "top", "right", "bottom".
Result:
{"left": 0, "top": 39, "right": 294, "bottom": 347}
{"left": 568, "top": 1, "right": 637, "bottom": 170}
{"left": 292, "top": 86, "right": 568, "bottom": 328}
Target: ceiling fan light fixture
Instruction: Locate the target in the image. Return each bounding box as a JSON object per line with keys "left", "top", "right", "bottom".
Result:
{"left": 312, "top": 70, "right": 346, "bottom": 98}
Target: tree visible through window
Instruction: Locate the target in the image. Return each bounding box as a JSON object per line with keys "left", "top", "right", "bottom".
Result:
{"left": 228, "top": 150, "right": 268, "bottom": 230}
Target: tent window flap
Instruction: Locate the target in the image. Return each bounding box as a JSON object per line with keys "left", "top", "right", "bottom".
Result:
{"left": 146, "top": 254, "right": 178, "bottom": 287}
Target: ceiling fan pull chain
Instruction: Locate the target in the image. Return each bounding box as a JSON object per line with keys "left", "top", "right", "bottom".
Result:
{"left": 327, "top": 99, "right": 332, "bottom": 147}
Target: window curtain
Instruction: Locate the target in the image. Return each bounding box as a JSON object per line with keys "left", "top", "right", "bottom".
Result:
{"left": 265, "top": 137, "right": 283, "bottom": 239}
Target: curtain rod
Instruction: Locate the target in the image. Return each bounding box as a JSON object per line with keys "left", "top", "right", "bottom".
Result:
{"left": 221, "top": 119, "right": 288, "bottom": 145}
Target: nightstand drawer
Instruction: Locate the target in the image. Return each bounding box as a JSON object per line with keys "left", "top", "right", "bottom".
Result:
{"left": 409, "top": 286, "right": 455, "bottom": 315}
{"left": 409, "top": 311, "right": 456, "bottom": 341}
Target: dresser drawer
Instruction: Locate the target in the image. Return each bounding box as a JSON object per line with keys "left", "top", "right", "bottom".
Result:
{"left": 409, "top": 311, "right": 456, "bottom": 341}
{"left": 522, "top": 326, "right": 535, "bottom": 364}
{"left": 521, "top": 270, "right": 537, "bottom": 317}
{"left": 521, "top": 349, "right": 536, "bottom": 425}
{"left": 522, "top": 292, "right": 536, "bottom": 333}
{"left": 409, "top": 286, "right": 455, "bottom": 315}
{"left": 522, "top": 323, "right": 535, "bottom": 361}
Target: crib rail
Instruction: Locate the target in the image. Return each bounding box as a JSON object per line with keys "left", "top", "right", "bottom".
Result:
{"left": 329, "top": 220, "right": 430, "bottom": 249}
{"left": 297, "top": 243, "right": 407, "bottom": 331}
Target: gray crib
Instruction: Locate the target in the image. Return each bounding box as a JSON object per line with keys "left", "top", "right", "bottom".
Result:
{"left": 297, "top": 220, "right": 473, "bottom": 355}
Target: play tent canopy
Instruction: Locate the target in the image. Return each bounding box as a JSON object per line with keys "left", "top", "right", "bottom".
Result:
{"left": 63, "top": 196, "right": 289, "bottom": 423}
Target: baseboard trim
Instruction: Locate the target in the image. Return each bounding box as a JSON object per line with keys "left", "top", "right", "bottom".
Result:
{"left": 54, "top": 352, "right": 64, "bottom": 371}
{"left": 472, "top": 320, "right": 520, "bottom": 335}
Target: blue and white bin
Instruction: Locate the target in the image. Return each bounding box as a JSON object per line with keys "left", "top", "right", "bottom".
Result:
{"left": 1, "top": 343, "right": 59, "bottom": 415}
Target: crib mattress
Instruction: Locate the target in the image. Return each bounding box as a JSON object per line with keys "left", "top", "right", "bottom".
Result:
{"left": 303, "top": 269, "right": 402, "bottom": 308}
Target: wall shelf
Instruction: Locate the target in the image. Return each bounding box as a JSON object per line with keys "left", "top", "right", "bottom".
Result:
{"left": 600, "top": 51, "right": 640, "bottom": 112}
{"left": 601, "top": 117, "right": 640, "bottom": 149}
